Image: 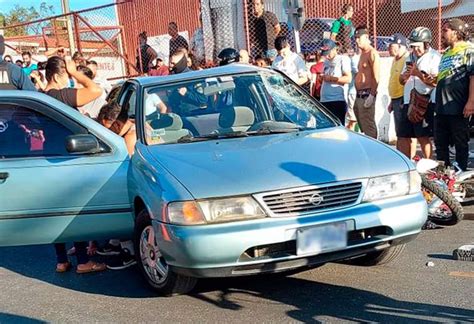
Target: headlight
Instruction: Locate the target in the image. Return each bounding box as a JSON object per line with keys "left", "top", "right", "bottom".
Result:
{"left": 363, "top": 172, "right": 412, "bottom": 202}
{"left": 409, "top": 170, "right": 422, "bottom": 194}
{"left": 167, "top": 197, "right": 266, "bottom": 225}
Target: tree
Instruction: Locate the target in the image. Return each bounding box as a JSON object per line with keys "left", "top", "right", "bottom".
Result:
{"left": 1, "top": 2, "right": 55, "bottom": 37}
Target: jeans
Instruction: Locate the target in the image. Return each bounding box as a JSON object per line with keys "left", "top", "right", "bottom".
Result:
{"left": 434, "top": 114, "right": 470, "bottom": 171}
{"left": 54, "top": 242, "right": 89, "bottom": 265}
{"left": 354, "top": 96, "right": 377, "bottom": 139}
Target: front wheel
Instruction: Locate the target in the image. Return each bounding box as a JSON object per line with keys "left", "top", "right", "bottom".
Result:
{"left": 421, "top": 175, "right": 464, "bottom": 226}
{"left": 134, "top": 209, "right": 197, "bottom": 296}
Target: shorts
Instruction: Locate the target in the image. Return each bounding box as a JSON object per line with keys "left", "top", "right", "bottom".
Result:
{"left": 393, "top": 99, "right": 434, "bottom": 138}
{"left": 346, "top": 91, "right": 357, "bottom": 121}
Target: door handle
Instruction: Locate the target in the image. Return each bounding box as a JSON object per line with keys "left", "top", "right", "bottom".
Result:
{"left": 0, "top": 172, "right": 9, "bottom": 182}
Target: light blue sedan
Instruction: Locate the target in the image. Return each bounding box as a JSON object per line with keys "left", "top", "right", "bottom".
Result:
{"left": 0, "top": 65, "right": 427, "bottom": 295}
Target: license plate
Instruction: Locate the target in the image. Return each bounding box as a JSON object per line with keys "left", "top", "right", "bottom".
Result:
{"left": 297, "top": 222, "right": 347, "bottom": 256}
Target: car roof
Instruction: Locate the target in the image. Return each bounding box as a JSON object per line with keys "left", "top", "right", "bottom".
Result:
{"left": 0, "top": 90, "right": 59, "bottom": 102}
{"left": 130, "top": 64, "right": 270, "bottom": 87}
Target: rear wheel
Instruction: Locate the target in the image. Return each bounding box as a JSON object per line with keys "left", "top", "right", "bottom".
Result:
{"left": 421, "top": 175, "right": 464, "bottom": 226}
{"left": 345, "top": 244, "right": 406, "bottom": 266}
{"left": 134, "top": 209, "right": 197, "bottom": 296}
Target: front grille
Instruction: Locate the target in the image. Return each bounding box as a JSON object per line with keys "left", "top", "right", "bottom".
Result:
{"left": 258, "top": 182, "right": 362, "bottom": 216}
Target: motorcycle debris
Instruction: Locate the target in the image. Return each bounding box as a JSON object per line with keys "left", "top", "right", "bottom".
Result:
{"left": 452, "top": 245, "right": 474, "bottom": 262}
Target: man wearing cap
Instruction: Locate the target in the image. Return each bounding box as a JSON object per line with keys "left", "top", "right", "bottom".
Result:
{"left": 387, "top": 33, "right": 413, "bottom": 157}
{"left": 399, "top": 26, "right": 440, "bottom": 159}
{"left": 353, "top": 27, "right": 380, "bottom": 139}
{"left": 0, "top": 36, "right": 36, "bottom": 91}
{"left": 319, "top": 39, "right": 352, "bottom": 124}
{"left": 435, "top": 19, "right": 474, "bottom": 171}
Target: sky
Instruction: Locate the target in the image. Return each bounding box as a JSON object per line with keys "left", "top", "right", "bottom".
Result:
{"left": 0, "top": 0, "right": 114, "bottom": 13}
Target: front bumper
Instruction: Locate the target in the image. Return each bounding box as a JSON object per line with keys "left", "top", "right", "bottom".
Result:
{"left": 152, "top": 193, "right": 427, "bottom": 278}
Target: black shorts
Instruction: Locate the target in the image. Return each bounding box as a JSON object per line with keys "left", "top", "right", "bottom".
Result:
{"left": 393, "top": 99, "right": 434, "bottom": 138}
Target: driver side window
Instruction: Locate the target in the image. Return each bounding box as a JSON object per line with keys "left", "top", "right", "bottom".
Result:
{"left": 0, "top": 104, "right": 75, "bottom": 159}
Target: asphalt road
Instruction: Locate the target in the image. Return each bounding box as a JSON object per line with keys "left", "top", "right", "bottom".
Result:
{"left": 0, "top": 221, "right": 473, "bottom": 323}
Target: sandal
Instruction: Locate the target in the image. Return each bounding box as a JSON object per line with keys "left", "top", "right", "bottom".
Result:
{"left": 76, "top": 261, "right": 107, "bottom": 274}
{"left": 56, "top": 262, "right": 71, "bottom": 273}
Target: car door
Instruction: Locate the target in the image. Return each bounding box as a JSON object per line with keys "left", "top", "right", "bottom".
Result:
{"left": 0, "top": 97, "right": 133, "bottom": 247}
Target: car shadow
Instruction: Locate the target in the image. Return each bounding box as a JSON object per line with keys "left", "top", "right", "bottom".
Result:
{"left": 0, "top": 312, "right": 47, "bottom": 324}
{"left": 191, "top": 274, "right": 474, "bottom": 322}
{"left": 0, "top": 244, "right": 156, "bottom": 299}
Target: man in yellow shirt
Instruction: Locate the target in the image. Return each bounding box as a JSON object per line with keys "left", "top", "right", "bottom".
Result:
{"left": 387, "top": 33, "right": 411, "bottom": 157}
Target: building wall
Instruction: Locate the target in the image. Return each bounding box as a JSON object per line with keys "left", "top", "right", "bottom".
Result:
{"left": 117, "top": 0, "right": 201, "bottom": 72}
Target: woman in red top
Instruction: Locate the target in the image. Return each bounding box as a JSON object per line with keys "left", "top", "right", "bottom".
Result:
{"left": 309, "top": 51, "right": 325, "bottom": 100}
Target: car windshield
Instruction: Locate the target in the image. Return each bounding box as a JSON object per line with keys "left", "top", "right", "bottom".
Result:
{"left": 143, "top": 71, "right": 337, "bottom": 145}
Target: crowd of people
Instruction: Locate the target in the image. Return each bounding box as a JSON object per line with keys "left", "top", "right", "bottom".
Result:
{"left": 0, "top": 0, "right": 473, "bottom": 274}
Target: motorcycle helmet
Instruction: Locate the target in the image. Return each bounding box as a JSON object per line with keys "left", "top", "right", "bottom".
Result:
{"left": 218, "top": 48, "right": 240, "bottom": 66}
{"left": 408, "top": 27, "right": 432, "bottom": 43}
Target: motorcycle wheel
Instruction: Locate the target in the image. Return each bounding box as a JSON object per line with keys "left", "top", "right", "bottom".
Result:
{"left": 421, "top": 175, "right": 464, "bottom": 226}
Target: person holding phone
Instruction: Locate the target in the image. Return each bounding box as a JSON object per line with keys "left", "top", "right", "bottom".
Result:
{"left": 387, "top": 33, "right": 413, "bottom": 157}
{"left": 399, "top": 27, "right": 441, "bottom": 159}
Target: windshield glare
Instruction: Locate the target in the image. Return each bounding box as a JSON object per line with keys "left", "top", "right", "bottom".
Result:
{"left": 143, "top": 72, "right": 337, "bottom": 145}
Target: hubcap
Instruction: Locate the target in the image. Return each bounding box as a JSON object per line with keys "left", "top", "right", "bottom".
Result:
{"left": 140, "top": 225, "right": 169, "bottom": 285}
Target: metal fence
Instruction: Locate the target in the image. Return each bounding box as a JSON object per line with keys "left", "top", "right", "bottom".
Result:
{"left": 2, "top": 1, "right": 135, "bottom": 80}
{"left": 3, "top": 0, "right": 472, "bottom": 79}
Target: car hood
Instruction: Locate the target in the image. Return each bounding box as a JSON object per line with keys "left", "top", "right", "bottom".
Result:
{"left": 146, "top": 128, "right": 410, "bottom": 199}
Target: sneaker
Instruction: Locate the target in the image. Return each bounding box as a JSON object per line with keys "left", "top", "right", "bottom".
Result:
{"left": 422, "top": 220, "right": 439, "bottom": 230}
{"left": 96, "top": 242, "right": 121, "bottom": 256}
{"left": 106, "top": 248, "right": 137, "bottom": 270}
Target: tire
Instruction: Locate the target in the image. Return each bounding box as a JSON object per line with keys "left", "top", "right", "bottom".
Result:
{"left": 421, "top": 175, "right": 464, "bottom": 226}
{"left": 134, "top": 209, "right": 197, "bottom": 296}
{"left": 345, "top": 244, "right": 406, "bottom": 266}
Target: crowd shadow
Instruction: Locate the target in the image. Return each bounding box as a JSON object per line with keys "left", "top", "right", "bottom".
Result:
{"left": 191, "top": 274, "right": 474, "bottom": 323}
{"left": 0, "top": 244, "right": 156, "bottom": 299}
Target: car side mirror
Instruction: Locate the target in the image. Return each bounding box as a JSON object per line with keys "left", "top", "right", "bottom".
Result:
{"left": 65, "top": 134, "right": 100, "bottom": 154}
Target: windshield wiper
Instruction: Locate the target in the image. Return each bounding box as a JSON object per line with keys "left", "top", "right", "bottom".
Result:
{"left": 177, "top": 131, "right": 248, "bottom": 143}
{"left": 246, "top": 121, "right": 303, "bottom": 136}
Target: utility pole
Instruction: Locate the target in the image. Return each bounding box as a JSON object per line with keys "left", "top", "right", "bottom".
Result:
{"left": 61, "top": 0, "right": 76, "bottom": 55}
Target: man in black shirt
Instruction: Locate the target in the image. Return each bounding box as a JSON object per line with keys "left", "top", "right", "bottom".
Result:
{"left": 169, "top": 22, "right": 189, "bottom": 60}
{"left": 251, "top": 0, "right": 280, "bottom": 58}
{"left": 435, "top": 19, "right": 474, "bottom": 170}
{"left": 136, "top": 31, "right": 157, "bottom": 75}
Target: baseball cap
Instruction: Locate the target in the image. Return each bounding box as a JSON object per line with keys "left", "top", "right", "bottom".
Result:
{"left": 389, "top": 33, "right": 408, "bottom": 46}
{"left": 0, "top": 35, "right": 5, "bottom": 56}
{"left": 354, "top": 28, "right": 369, "bottom": 38}
{"left": 320, "top": 39, "right": 337, "bottom": 56}
{"left": 444, "top": 18, "right": 469, "bottom": 34}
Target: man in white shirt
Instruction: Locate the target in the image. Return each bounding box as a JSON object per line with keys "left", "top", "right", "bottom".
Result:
{"left": 145, "top": 91, "right": 168, "bottom": 116}
{"left": 272, "top": 36, "right": 309, "bottom": 86}
{"left": 399, "top": 27, "right": 441, "bottom": 159}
